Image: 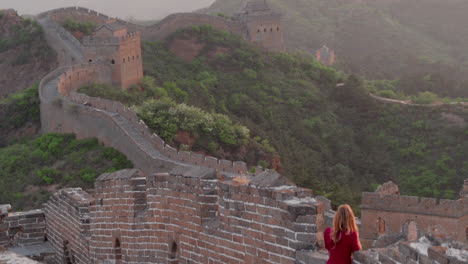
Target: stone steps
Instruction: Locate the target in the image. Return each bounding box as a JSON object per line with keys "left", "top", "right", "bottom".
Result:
{"left": 110, "top": 114, "right": 173, "bottom": 161}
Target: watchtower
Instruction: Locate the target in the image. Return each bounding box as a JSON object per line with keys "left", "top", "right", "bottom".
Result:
{"left": 316, "top": 45, "right": 335, "bottom": 66}
{"left": 238, "top": 0, "right": 285, "bottom": 52}
{"left": 83, "top": 21, "right": 143, "bottom": 89}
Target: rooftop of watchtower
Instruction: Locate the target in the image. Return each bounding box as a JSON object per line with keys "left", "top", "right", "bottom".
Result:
{"left": 242, "top": 0, "right": 271, "bottom": 13}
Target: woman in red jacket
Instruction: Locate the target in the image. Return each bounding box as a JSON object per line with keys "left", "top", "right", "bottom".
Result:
{"left": 324, "top": 204, "right": 361, "bottom": 264}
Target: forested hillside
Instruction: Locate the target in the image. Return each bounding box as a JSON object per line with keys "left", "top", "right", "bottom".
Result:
{"left": 0, "top": 84, "right": 133, "bottom": 210}
{"left": 80, "top": 26, "right": 468, "bottom": 211}
{"left": 0, "top": 9, "right": 57, "bottom": 97}
{"left": 200, "top": 0, "right": 468, "bottom": 98}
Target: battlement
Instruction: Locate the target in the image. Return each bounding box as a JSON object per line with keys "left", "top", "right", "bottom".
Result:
{"left": 360, "top": 180, "right": 468, "bottom": 244}
{"left": 44, "top": 189, "right": 93, "bottom": 263}
{"left": 361, "top": 192, "right": 465, "bottom": 218}
{"left": 0, "top": 205, "right": 46, "bottom": 247}
{"left": 82, "top": 31, "right": 141, "bottom": 46}
{"left": 43, "top": 168, "right": 324, "bottom": 263}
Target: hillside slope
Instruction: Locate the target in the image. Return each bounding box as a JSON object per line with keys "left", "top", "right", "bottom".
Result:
{"left": 82, "top": 25, "right": 467, "bottom": 210}
{"left": 200, "top": 0, "right": 468, "bottom": 97}
{"left": 0, "top": 9, "right": 57, "bottom": 97}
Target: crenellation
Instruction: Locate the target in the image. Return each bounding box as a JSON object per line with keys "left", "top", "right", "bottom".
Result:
{"left": 361, "top": 181, "right": 467, "bottom": 247}
{"left": 361, "top": 192, "right": 464, "bottom": 218}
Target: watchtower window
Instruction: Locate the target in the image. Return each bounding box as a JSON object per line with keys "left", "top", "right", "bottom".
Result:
{"left": 88, "top": 59, "right": 93, "bottom": 63}
{"left": 132, "top": 56, "right": 135, "bottom": 60}
{"left": 115, "top": 238, "right": 122, "bottom": 264}
{"left": 270, "top": 28, "right": 273, "bottom": 32}
{"left": 277, "top": 27, "right": 280, "bottom": 31}
{"left": 264, "top": 28, "right": 267, "bottom": 32}
{"left": 257, "top": 29, "right": 260, "bottom": 33}
{"left": 123, "top": 58, "right": 125, "bottom": 63}
{"left": 111, "top": 59, "right": 115, "bottom": 65}
{"left": 169, "top": 241, "right": 178, "bottom": 260}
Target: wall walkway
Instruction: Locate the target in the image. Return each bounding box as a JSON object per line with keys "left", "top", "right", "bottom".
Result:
{"left": 38, "top": 13, "right": 249, "bottom": 177}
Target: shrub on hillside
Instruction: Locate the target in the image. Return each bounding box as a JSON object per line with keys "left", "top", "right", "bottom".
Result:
{"left": 0, "top": 83, "right": 40, "bottom": 128}
{"left": 0, "top": 133, "right": 133, "bottom": 210}
{"left": 412, "top": 91, "right": 439, "bottom": 104}
{"left": 62, "top": 18, "right": 96, "bottom": 35}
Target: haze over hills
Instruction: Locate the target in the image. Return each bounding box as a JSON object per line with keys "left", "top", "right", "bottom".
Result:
{"left": 0, "top": 0, "right": 216, "bottom": 20}
{"left": 201, "top": 0, "right": 468, "bottom": 97}
{"left": 0, "top": 3, "right": 466, "bottom": 263}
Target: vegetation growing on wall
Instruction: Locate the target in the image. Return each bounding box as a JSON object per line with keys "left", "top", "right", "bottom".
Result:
{"left": 0, "top": 133, "right": 133, "bottom": 210}
{"left": 62, "top": 18, "right": 97, "bottom": 35}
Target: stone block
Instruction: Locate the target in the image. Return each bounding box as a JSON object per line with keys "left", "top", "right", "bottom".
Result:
{"left": 428, "top": 246, "right": 448, "bottom": 264}
{"left": 398, "top": 242, "right": 419, "bottom": 261}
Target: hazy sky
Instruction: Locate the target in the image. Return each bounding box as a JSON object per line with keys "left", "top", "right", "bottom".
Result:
{"left": 1, "top": 0, "right": 216, "bottom": 20}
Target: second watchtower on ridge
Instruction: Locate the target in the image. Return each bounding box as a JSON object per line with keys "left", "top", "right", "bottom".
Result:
{"left": 238, "top": 0, "right": 285, "bottom": 52}
{"left": 83, "top": 21, "right": 143, "bottom": 89}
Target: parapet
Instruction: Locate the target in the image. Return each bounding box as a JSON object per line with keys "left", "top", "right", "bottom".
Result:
{"left": 0, "top": 205, "right": 46, "bottom": 247}
{"left": 361, "top": 192, "right": 466, "bottom": 218}
{"left": 375, "top": 181, "right": 400, "bottom": 196}
{"left": 82, "top": 31, "right": 140, "bottom": 46}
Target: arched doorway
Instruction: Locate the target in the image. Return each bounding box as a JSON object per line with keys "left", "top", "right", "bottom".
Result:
{"left": 115, "top": 238, "right": 122, "bottom": 264}
{"left": 407, "top": 221, "right": 418, "bottom": 242}
{"left": 377, "top": 217, "right": 385, "bottom": 234}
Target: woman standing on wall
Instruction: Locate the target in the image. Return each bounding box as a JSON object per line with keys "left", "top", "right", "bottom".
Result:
{"left": 324, "top": 204, "right": 361, "bottom": 264}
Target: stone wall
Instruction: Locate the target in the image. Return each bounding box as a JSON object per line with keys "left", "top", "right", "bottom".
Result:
{"left": 56, "top": 63, "right": 110, "bottom": 96}
{"left": 0, "top": 205, "right": 46, "bottom": 247}
{"left": 361, "top": 186, "right": 468, "bottom": 245}
{"left": 353, "top": 240, "right": 467, "bottom": 264}
{"left": 43, "top": 189, "right": 93, "bottom": 264}
{"left": 37, "top": 6, "right": 286, "bottom": 52}
{"left": 41, "top": 58, "right": 249, "bottom": 175}
{"left": 44, "top": 168, "right": 327, "bottom": 264}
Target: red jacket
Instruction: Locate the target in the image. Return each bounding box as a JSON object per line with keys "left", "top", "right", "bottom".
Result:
{"left": 324, "top": 227, "right": 361, "bottom": 264}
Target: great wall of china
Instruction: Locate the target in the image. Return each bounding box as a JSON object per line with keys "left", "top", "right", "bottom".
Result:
{"left": 0, "top": 2, "right": 467, "bottom": 263}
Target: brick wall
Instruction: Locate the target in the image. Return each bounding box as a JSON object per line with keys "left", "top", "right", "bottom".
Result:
{"left": 361, "top": 185, "right": 468, "bottom": 245}
{"left": 353, "top": 241, "right": 467, "bottom": 264}
{"left": 41, "top": 60, "right": 250, "bottom": 176}
{"left": 38, "top": 6, "right": 286, "bottom": 52}
{"left": 44, "top": 189, "right": 93, "bottom": 264}
{"left": 0, "top": 205, "right": 46, "bottom": 248}
{"left": 241, "top": 13, "right": 285, "bottom": 52}
{"left": 56, "top": 64, "right": 110, "bottom": 96}
{"left": 43, "top": 168, "right": 326, "bottom": 264}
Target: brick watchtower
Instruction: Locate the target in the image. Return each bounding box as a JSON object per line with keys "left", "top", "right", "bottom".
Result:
{"left": 83, "top": 21, "right": 143, "bottom": 89}
{"left": 238, "top": 0, "right": 285, "bottom": 52}
{"left": 316, "top": 45, "right": 335, "bottom": 66}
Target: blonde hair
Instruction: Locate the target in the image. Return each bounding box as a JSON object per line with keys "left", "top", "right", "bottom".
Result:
{"left": 331, "top": 204, "right": 361, "bottom": 248}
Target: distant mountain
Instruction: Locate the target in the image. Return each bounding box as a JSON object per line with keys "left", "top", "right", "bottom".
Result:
{"left": 200, "top": 0, "right": 468, "bottom": 97}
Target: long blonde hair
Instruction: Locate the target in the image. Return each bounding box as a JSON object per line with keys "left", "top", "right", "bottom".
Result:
{"left": 331, "top": 204, "right": 361, "bottom": 248}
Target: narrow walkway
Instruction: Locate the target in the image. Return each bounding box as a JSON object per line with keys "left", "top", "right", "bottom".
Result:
{"left": 38, "top": 16, "right": 186, "bottom": 171}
